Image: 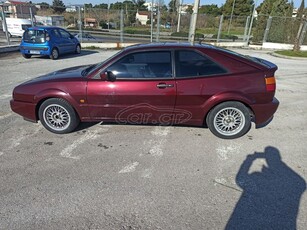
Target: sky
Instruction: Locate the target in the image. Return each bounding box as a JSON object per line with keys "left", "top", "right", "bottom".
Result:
{"left": 31, "top": 0, "right": 304, "bottom": 8}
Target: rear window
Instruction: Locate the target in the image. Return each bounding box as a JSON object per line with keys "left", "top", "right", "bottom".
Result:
{"left": 23, "top": 29, "right": 47, "bottom": 43}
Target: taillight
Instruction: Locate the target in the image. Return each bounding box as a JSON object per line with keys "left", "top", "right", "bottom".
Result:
{"left": 265, "top": 76, "right": 276, "bottom": 92}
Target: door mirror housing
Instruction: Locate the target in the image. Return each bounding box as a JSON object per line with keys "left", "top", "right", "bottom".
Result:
{"left": 106, "top": 71, "right": 116, "bottom": 82}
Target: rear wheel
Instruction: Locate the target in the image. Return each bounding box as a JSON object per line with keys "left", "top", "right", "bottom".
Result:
{"left": 75, "top": 44, "right": 81, "bottom": 54}
{"left": 207, "top": 101, "right": 251, "bottom": 139}
{"left": 38, "top": 98, "right": 80, "bottom": 134}
{"left": 22, "top": 53, "right": 32, "bottom": 59}
{"left": 50, "top": 48, "right": 59, "bottom": 60}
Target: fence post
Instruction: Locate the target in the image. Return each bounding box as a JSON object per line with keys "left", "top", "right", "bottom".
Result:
{"left": 262, "top": 16, "right": 272, "bottom": 43}
{"left": 243, "top": 16, "right": 250, "bottom": 41}
{"left": 120, "top": 9, "right": 124, "bottom": 43}
{"left": 156, "top": 8, "right": 160, "bottom": 42}
{"left": 78, "top": 6, "right": 82, "bottom": 42}
{"left": 29, "top": 6, "right": 34, "bottom": 26}
{"left": 150, "top": 0, "right": 154, "bottom": 42}
{"left": 217, "top": 15, "right": 223, "bottom": 43}
{"left": 1, "top": 6, "right": 10, "bottom": 45}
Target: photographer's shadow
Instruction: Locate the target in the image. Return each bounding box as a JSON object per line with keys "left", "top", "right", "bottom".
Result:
{"left": 226, "top": 146, "right": 306, "bottom": 230}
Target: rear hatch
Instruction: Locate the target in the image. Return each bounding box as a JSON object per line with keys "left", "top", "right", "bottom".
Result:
{"left": 23, "top": 28, "right": 48, "bottom": 44}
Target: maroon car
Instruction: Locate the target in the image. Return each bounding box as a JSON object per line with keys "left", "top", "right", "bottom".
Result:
{"left": 10, "top": 43, "right": 279, "bottom": 139}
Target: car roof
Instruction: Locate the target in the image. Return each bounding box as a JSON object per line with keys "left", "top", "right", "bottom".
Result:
{"left": 123, "top": 42, "right": 216, "bottom": 52}
{"left": 27, "top": 26, "right": 64, "bottom": 31}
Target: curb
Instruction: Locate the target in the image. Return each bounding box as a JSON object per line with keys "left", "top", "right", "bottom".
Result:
{"left": 0, "top": 45, "right": 19, "bottom": 53}
{"left": 269, "top": 52, "right": 307, "bottom": 60}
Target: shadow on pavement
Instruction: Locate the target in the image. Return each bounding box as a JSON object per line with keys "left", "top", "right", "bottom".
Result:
{"left": 225, "top": 146, "right": 306, "bottom": 230}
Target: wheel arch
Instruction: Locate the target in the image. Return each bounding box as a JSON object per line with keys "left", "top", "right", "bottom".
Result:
{"left": 34, "top": 90, "right": 81, "bottom": 121}
{"left": 203, "top": 93, "right": 255, "bottom": 127}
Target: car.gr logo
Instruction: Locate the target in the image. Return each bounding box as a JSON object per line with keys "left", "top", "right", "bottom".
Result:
{"left": 115, "top": 103, "right": 192, "bottom": 126}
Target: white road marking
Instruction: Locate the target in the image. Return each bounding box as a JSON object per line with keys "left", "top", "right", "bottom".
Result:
{"left": 60, "top": 130, "right": 100, "bottom": 160}
{"left": 141, "top": 168, "right": 153, "bottom": 178}
{"left": 151, "top": 126, "right": 171, "bottom": 136}
{"left": 0, "top": 152, "right": 3, "bottom": 156}
{"left": 0, "top": 113, "right": 13, "bottom": 120}
{"left": 119, "top": 161, "right": 139, "bottom": 174}
{"left": 216, "top": 143, "right": 242, "bottom": 160}
{"left": 148, "top": 126, "right": 172, "bottom": 157}
{"left": 0, "top": 94, "right": 11, "bottom": 100}
{"left": 148, "top": 139, "right": 165, "bottom": 157}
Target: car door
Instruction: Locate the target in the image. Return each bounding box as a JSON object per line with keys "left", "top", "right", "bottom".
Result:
{"left": 86, "top": 50, "right": 177, "bottom": 125}
{"left": 58, "top": 28, "right": 75, "bottom": 53}
{"left": 174, "top": 49, "right": 229, "bottom": 125}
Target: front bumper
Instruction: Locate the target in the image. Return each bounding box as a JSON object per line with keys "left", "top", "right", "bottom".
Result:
{"left": 10, "top": 99, "right": 37, "bottom": 122}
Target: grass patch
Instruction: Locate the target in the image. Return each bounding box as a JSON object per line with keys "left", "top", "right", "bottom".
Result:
{"left": 275, "top": 50, "right": 307, "bottom": 58}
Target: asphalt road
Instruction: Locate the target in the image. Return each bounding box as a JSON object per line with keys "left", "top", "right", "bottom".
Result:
{"left": 0, "top": 49, "right": 307, "bottom": 229}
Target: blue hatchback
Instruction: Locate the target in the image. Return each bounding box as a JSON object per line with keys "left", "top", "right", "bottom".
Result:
{"left": 20, "top": 26, "right": 81, "bottom": 60}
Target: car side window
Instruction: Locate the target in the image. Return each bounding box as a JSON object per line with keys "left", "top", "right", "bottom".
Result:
{"left": 59, "top": 29, "right": 71, "bottom": 39}
{"left": 175, "top": 50, "right": 227, "bottom": 78}
{"left": 52, "top": 29, "right": 61, "bottom": 38}
{"left": 107, "top": 51, "right": 172, "bottom": 79}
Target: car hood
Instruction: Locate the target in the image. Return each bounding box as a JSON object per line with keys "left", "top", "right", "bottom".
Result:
{"left": 21, "top": 65, "right": 90, "bottom": 85}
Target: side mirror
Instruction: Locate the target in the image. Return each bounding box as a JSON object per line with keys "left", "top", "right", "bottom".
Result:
{"left": 106, "top": 71, "right": 116, "bottom": 82}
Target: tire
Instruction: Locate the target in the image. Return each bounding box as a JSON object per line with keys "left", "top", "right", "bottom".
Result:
{"left": 206, "top": 101, "right": 251, "bottom": 139}
{"left": 22, "top": 53, "right": 32, "bottom": 59}
{"left": 75, "top": 44, "right": 81, "bottom": 54}
{"left": 38, "top": 98, "right": 80, "bottom": 134}
{"left": 50, "top": 48, "right": 59, "bottom": 60}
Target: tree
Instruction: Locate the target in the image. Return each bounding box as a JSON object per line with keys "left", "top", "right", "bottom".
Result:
{"left": 222, "top": 0, "right": 254, "bottom": 16}
{"left": 132, "top": 0, "right": 147, "bottom": 11}
{"left": 168, "top": 0, "right": 178, "bottom": 13}
{"left": 94, "top": 4, "right": 108, "bottom": 9}
{"left": 38, "top": 2, "right": 50, "bottom": 10}
{"left": 253, "top": 0, "right": 293, "bottom": 43}
{"left": 52, "top": 0, "right": 66, "bottom": 14}
{"left": 199, "top": 4, "right": 222, "bottom": 16}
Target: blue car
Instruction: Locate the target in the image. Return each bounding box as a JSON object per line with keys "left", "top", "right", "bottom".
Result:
{"left": 20, "top": 26, "right": 81, "bottom": 60}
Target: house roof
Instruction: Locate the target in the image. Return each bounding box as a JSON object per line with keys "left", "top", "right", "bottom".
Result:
{"left": 137, "top": 11, "right": 150, "bottom": 16}
{"left": 5, "top": 0, "right": 27, "bottom": 5}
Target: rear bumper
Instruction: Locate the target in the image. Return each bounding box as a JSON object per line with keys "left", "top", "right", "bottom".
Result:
{"left": 20, "top": 46, "right": 51, "bottom": 56}
{"left": 10, "top": 99, "right": 37, "bottom": 122}
{"left": 251, "top": 97, "right": 279, "bottom": 128}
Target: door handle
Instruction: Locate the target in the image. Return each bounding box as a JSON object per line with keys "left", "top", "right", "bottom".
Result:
{"left": 157, "top": 83, "right": 174, "bottom": 89}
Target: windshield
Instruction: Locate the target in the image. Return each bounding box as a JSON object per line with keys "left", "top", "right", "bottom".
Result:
{"left": 23, "top": 29, "right": 47, "bottom": 43}
{"left": 81, "top": 49, "right": 125, "bottom": 77}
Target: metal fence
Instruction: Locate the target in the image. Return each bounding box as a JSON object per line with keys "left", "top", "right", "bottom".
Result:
{"left": 1, "top": 2, "right": 306, "bottom": 47}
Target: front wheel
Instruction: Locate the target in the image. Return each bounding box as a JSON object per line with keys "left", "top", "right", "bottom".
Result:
{"left": 75, "top": 44, "right": 81, "bottom": 54}
{"left": 38, "top": 98, "right": 80, "bottom": 134}
{"left": 206, "top": 101, "right": 251, "bottom": 139}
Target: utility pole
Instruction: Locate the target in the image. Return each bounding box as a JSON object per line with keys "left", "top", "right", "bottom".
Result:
{"left": 188, "top": 0, "right": 200, "bottom": 44}
{"left": 150, "top": 0, "right": 154, "bottom": 42}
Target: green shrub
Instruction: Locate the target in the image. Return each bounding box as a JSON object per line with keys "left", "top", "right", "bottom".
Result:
{"left": 171, "top": 32, "right": 204, "bottom": 39}
{"left": 212, "top": 34, "right": 238, "bottom": 41}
